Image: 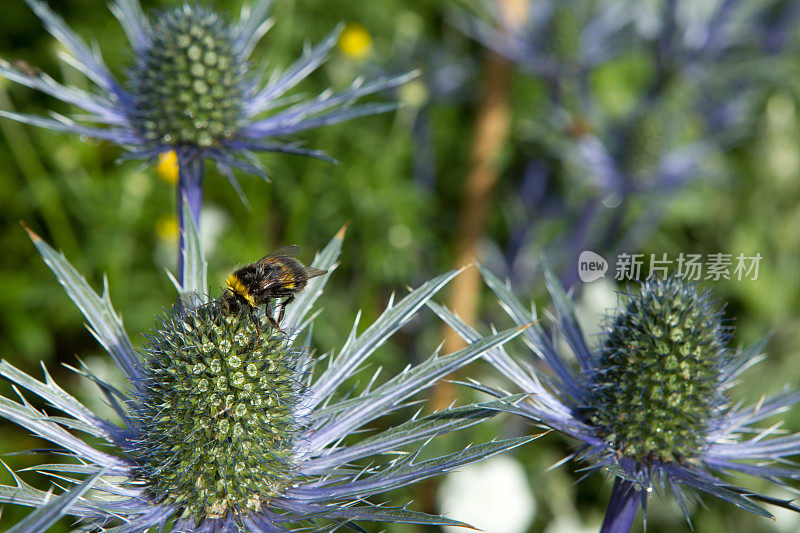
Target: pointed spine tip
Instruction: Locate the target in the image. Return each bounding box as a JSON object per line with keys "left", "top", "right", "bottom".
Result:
{"left": 336, "top": 221, "right": 350, "bottom": 240}
{"left": 456, "top": 261, "right": 477, "bottom": 275}
{"left": 19, "top": 220, "right": 41, "bottom": 242}
{"left": 406, "top": 68, "right": 423, "bottom": 81}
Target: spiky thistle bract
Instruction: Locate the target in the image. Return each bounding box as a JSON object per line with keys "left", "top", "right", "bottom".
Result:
{"left": 0, "top": 218, "right": 533, "bottom": 532}
{"left": 430, "top": 266, "right": 800, "bottom": 532}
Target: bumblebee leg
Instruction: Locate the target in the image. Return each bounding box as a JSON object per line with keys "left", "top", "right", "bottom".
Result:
{"left": 277, "top": 294, "right": 295, "bottom": 325}
{"left": 265, "top": 313, "right": 283, "bottom": 333}
{"left": 264, "top": 300, "right": 284, "bottom": 334}
{"left": 220, "top": 291, "right": 240, "bottom": 316}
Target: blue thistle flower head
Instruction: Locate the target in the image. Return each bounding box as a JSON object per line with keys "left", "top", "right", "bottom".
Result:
{"left": 432, "top": 266, "right": 800, "bottom": 530}
{"left": 588, "top": 277, "right": 731, "bottom": 467}
{"left": 131, "top": 5, "right": 247, "bottom": 150}
{"left": 0, "top": 219, "right": 531, "bottom": 532}
{"left": 1, "top": 0, "right": 411, "bottom": 178}
{"left": 128, "top": 303, "right": 301, "bottom": 522}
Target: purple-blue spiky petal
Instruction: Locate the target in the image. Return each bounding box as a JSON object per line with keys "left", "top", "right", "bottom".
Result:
{"left": 303, "top": 325, "right": 526, "bottom": 451}
{"left": 225, "top": 140, "right": 337, "bottom": 163}
{"left": 234, "top": 0, "right": 275, "bottom": 57}
{"left": 25, "top": 230, "right": 141, "bottom": 381}
{"left": 243, "top": 103, "right": 399, "bottom": 139}
{"left": 302, "top": 403, "right": 502, "bottom": 474}
{"left": 244, "top": 73, "right": 415, "bottom": 137}
{"left": 0, "top": 361, "right": 118, "bottom": 440}
{"left": 0, "top": 396, "right": 127, "bottom": 472}
{"left": 717, "top": 389, "right": 800, "bottom": 431}
{"left": 288, "top": 504, "right": 475, "bottom": 528}
{"left": 0, "top": 468, "right": 100, "bottom": 517}
{"left": 290, "top": 436, "right": 535, "bottom": 502}
{"left": 477, "top": 264, "right": 587, "bottom": 399}
{"left": 667, "top": 464, "right": 775, "bottom": 519}
{"left": 0, "top": 110, "right": 140, "bottom": 144}
{"left": 6, "top": 466, "right": 108, "bottom": 533}
{"left": 710, "top": 434, "right": 800, "bottom": 458}
{"left": 541, "top": 266, "right": 594, "bottom": 374}
{"left": 110, "top": 0, "right": 150, "bottom": 54}
{"left": 426, "top": 297, "right": 577, "bottom": 411}
{"left": 246, "top": 27, "right": 342, "bottom": 116}
{"left": 702, "top": 457, "right": 800, "bottom": 480}
{"left": 0, "top": 63, "right": 124, "bottom": 124}
{"left": 23, "top": 0, "right": 126, "bottom": 101}
{"left": 304, "top": 268, "right": 461, "bottom": 413}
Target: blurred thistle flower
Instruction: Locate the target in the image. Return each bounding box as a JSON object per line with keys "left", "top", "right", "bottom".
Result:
{"left": 453, "top": 0, "right": 635, "bottom": 81}
{"left": 628, "top": 0, "right": 800, "bottom": 137}
{"left": 0, "top": 220, "right": 532, "bottom": 531}
{"left": 432, "top": 267, "right": 800, "bottom": 532}
{"left": 1, "top": 0, "right": 411, "bottom": 282}
{"left": 453, "top": 0, "right": 800, "bottom": 367}
{"left": 456, "top": 0, "right": 800, "bottom": 290}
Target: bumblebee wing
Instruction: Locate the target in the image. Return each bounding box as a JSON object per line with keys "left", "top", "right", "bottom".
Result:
{"left": 259, "top": 278, "right": 293, "bottom": 291}
{"left": 257, "top": 265, "right": 304, "bottom": 291}
{"left": 257, "top": 266, "right": 326, "bottom": 292}
{"left": 250, "top": 245, "right": 303, "bottom": 272}
{"left": 303, "top": 266, "right": 328, "bottom": 279}
{"left": 261, "top": 245, "right": 302, "bottom": 260}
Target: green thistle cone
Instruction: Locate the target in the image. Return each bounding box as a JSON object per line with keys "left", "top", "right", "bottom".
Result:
{"left": 133, "top": 6, "right": 245, "bottom": 148}
{"left": 129, "top": 300, "right": 299, "bottom": 522}
{"left": 588, "top": 277, "right": 729, "bottom": 464}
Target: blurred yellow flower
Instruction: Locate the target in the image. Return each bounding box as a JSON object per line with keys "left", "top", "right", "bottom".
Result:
{"left": 338, "top": 23, "right": 372, "bottom": 60}
{"left": 157, "top": 150, "right": 179, "bottom": 184}
{"left": 155, "top": 214, "right": 179, "bottom": 242}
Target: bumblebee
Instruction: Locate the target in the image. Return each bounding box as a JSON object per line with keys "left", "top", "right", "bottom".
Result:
{"left": 221, "top": 245, "right": 327, "bottom": 331}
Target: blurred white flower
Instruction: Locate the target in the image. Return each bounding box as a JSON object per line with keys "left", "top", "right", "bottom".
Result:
{"left": 438, "top": 455, "right": 535, "bottom": 533}
{"left": 198, "top": 204, "right": 229, "bottom": 255}
{"left": 574, "top": 276, "right": 618, "bottom": 344}
{"left": 773, "top": 502, "right": 800, "bottom": 533}
{"left": 544, "top": 515, "right": 598, "bottom": 533}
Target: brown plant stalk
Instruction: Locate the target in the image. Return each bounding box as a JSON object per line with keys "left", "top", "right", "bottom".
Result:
{"left": 431, "top": 0, "right": 526, "bottom": 411}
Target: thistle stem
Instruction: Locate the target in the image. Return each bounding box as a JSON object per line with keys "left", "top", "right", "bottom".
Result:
{"left": 177, "top": 152, "right": 204, "bottom": 286}
{"left": 601, "top": 479, "right": 642, "bottom": 533}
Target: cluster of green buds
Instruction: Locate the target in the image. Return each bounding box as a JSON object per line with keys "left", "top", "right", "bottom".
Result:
{"left": 132, "top": 5, "right": 245, "bottom": 148}
{"left": 588, "top": 277, "right": 727, "bottom": 464}
{"left": 129, "top": 301, "right": 299, "bottom": 522}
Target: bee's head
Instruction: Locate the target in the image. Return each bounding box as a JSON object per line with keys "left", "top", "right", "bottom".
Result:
{"left": 226, "top": 273, "right": 257, "bottom": 307}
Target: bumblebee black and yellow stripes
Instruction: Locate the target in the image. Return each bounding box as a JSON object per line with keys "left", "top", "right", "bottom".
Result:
{"left": 221, "top": 245, "right": 326, "bottom": 331}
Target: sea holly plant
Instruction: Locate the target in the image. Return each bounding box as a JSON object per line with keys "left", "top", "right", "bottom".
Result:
{"left": 430, "top": 268, "right": 800, "bottom": 532}
{"left": 0, "top": 216, "right": 534, "bottom": 531}
{"left": 1, "top": 0, "right": 411, "bottom": 281}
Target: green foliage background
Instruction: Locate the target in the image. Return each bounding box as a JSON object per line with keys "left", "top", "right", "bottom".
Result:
{"left": 1, "top": 0, "right": 800, "bottom": 532}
